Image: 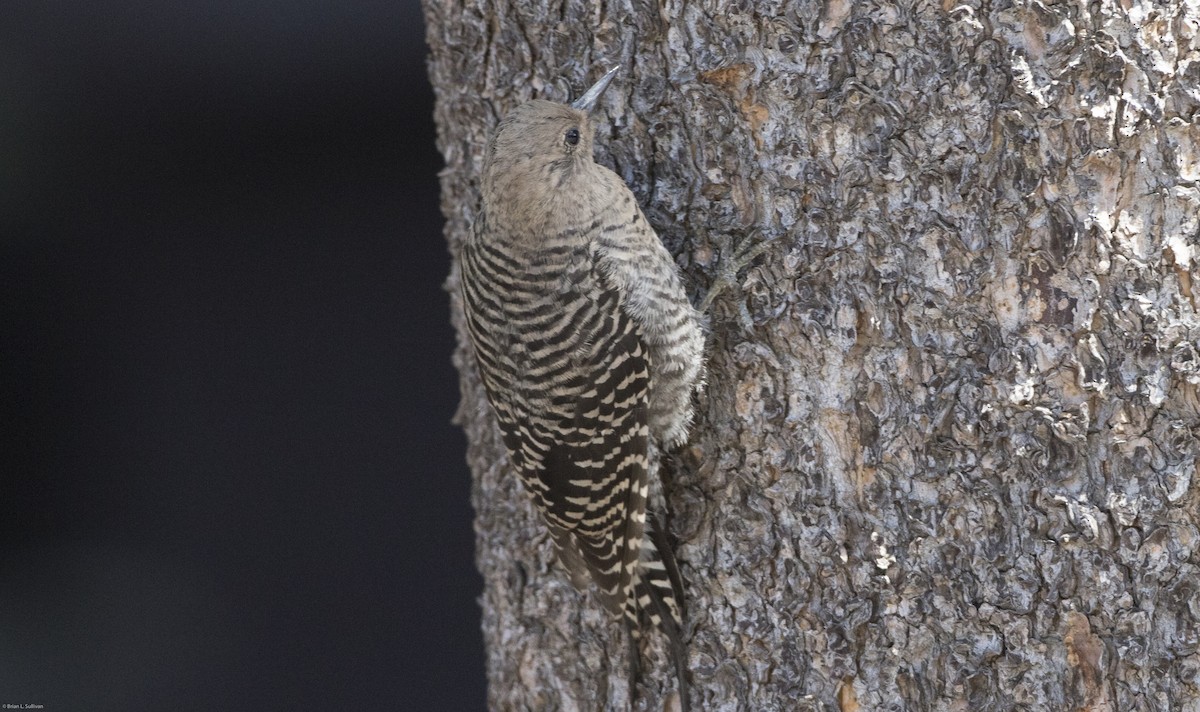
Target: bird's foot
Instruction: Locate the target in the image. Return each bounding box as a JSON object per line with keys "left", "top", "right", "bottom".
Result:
{"left": 696, "top": 229, "right": 775, "bottom": 326}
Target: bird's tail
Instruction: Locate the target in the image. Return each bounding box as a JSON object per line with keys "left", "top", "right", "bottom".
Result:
{"left": 625, "top": 525, "right": 690, "bottom": 711}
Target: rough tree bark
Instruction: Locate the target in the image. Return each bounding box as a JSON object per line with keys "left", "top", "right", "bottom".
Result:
{"left": 424, "top": 0, "right": 1200, "bottom": 709}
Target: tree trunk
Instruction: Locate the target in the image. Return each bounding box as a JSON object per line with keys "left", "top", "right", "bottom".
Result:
{"left": 424, "top": 0, "right": 1200, "bottom": 709}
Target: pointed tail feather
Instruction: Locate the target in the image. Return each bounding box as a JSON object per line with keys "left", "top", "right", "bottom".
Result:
{"left": 627, "top": 526, "right": 690, "bottom": 711}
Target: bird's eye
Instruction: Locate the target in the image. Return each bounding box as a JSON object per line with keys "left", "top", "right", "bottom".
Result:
{"left": 564, "top": 127, "right": 581, "bottom": 146}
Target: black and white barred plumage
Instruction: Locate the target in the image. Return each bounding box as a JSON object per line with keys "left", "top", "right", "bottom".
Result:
{"left": 460, "top": 68, "right": 704, "bottom": 709}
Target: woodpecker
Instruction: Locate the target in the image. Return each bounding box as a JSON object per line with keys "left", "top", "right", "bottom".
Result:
{"left": 459, "top": 66, "right": 704, "bottom": 709}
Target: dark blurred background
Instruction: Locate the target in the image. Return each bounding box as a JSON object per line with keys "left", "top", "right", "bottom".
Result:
{"left": 1, "top": 1, "right": 486, "bottom": 709}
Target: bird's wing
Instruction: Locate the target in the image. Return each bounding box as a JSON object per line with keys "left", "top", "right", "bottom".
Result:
{"left": 461, "top": 219, "right": 651, "bottom": 619}
{"left": 527, "top": 271, "right": 650, "bottom": 617}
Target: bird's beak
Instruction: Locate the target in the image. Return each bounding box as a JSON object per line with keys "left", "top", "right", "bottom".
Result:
{"left": 571, "top": 66, "right": 620, "bottom": 113}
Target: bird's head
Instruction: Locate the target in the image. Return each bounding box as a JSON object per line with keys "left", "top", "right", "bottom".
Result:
{"left": 482, "top": 67, "right": 620, "bottom": 202}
